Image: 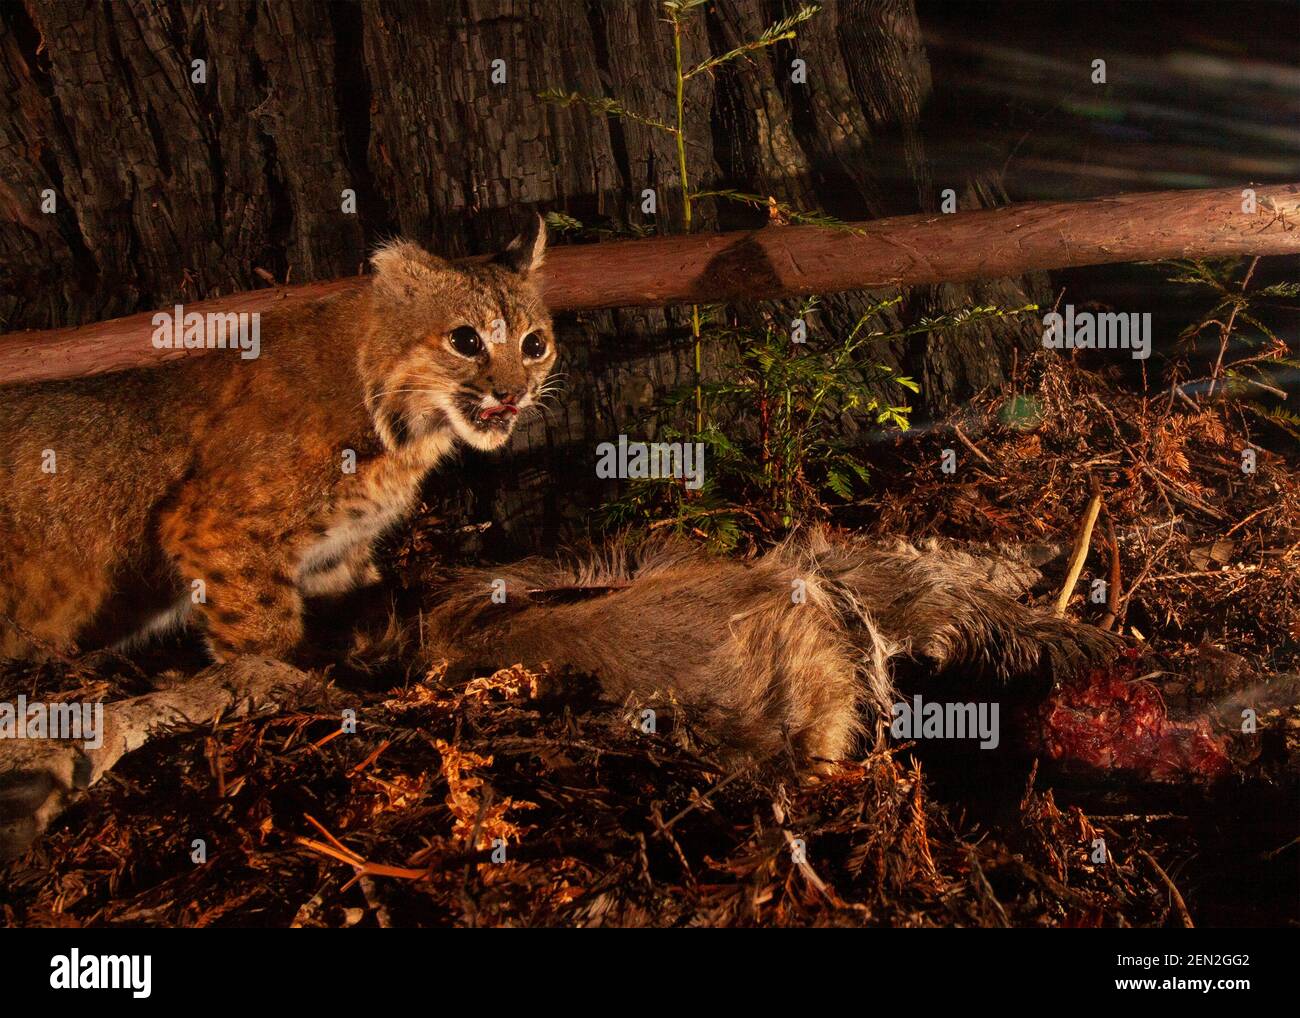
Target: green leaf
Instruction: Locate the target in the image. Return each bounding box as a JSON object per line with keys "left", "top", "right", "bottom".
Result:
{"left": 1247, "top": 404, "right": 1300, "bottom": 440}
{"left": 690, "top": 188, "right": 861, "bottom": 233}
{"left": 825, "top": 467, "right": 853, "bottom": 500}
{"left": 543, "top": 211, "right": 584, "bottom": 234}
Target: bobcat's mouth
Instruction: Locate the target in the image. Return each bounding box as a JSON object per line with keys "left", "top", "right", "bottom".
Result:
{"left": 478, "top": 404, "right": 520, "bottom": 426}
{"left": 450, "top": 390, "right": 519, "bottom": 444}
{"left": 460, "top": 395, "right": 515, "bottom": 432}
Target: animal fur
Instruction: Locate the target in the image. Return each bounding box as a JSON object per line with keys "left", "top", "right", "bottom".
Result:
{"left": 0, "top": 530, "right": 1119, "bottom": 858}
{"left": 0, "top": 220, "right": 555, "bottom": 662}
{"left": 384, "top": 530, "right": 1122, "bottom": 765}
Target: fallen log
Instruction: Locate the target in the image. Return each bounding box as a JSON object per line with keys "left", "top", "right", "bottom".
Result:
{"left": 1, "top": 182, "right": 1296, "bottom": 386}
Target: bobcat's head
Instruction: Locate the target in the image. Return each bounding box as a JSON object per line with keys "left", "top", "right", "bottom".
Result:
{"left": 361, "top": 217, "right": 557, "bottom": 453}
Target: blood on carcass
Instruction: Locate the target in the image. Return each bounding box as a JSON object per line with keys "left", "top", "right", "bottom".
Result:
{"left": 1020, "top": 650, "right": 1231, "bottom": 782}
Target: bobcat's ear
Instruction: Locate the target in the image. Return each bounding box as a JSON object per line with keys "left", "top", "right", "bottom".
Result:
{"left": 370, "top": 240, "right": 449, "bottom": 301}
{"left": 495, "top": 214, "right": 547, "bottom": 276}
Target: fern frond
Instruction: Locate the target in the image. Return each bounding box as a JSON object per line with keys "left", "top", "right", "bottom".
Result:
{"left": 543, "top": 211, "right": 584, "bottom": 234}
{"left": 1247, "top": 404, "right": 1300, "bottom": 439}
{"left": 684, "top": 4, "right": 819, "bottom": 79}
{"left": 538, "top": 89, "right": 679, "bottom": 135}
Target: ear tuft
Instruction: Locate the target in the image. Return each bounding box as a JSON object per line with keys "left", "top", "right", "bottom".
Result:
{"left": 495, "top": 213, "right": 547, "bottom": 276}
{"left": 370, "top": 240, "right": 447, "bottom": 300}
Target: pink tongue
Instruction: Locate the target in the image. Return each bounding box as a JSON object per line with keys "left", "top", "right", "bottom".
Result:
{"left": 480, "top": 405, "right": 519, "bottom": 420}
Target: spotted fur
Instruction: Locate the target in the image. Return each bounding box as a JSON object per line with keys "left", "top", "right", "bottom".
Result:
{"left": 0, "top": 219, "right": 556, "bottom": 661}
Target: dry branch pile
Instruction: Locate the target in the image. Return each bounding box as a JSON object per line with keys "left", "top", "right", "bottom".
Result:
{"left": 860, "top": 353, "right": 1299, "bottom": 677}
{"left": 2, "top": 663, "right": 1181, "bottom": 928}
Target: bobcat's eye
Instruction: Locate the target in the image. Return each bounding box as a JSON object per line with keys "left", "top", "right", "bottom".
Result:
{"left": 449, "top": 326, "right": 483, "bottom": 358}
{"left": 522, "top": 332, "right": 547, "bottom": 360}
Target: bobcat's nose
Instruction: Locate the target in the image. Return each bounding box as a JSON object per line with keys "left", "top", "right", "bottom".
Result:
{"left": 492, "top": 389, "right": 520, "bottom": 406}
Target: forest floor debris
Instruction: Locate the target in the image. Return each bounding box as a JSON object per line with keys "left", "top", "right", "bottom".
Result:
{"left": 0, "top": 665, "right": 1194, "bottom": 927}
{"left": 1, "top": 357, "right": 1296, "bottom": 927}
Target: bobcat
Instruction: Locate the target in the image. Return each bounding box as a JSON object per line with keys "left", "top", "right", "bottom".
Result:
{"left": 0, "top": 217, "right": 555, "bottom": 662}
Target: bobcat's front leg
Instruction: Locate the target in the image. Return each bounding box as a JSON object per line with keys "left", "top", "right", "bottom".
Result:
{"left": 162, "top": 517, "right": 304, "bottom": 661}
{"left": 297, "top": 542, "right": 381, "bottom": 598}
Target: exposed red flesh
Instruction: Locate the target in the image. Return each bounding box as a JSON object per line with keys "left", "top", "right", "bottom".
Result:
{"left": 1019, "top": 651, "right": 1231, "bottom": 782}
